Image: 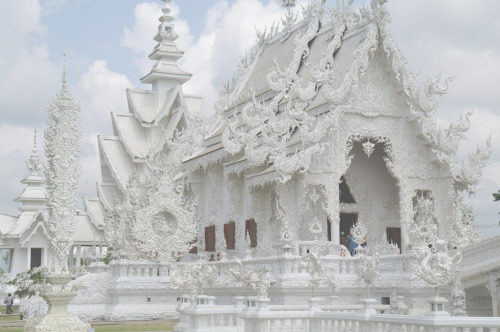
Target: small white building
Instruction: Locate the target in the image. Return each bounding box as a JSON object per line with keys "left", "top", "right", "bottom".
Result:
{"left": 0, "top": 132, "right": 103, "bottom": 278}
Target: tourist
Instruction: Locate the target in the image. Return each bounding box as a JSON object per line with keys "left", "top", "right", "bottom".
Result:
{"left": 340, "top": 232, "right": 348, "bottom": 248}
{"left": 5, "top": 293, "right": 13, "bottom": 314}
{"left": 347, "top": 234, "right": 357, "bottom": 256}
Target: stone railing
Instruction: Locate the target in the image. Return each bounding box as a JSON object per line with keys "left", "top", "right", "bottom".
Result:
{"left": 242, "top": 309, "right": 500, "bottom": 332}
{"left": 107, "top": 251, "right": 415, "bottom": 283}
{"left": 108, "top": 259, "right": 169, "bottom": 278}
{"left": 176, "top": 295, "right": 245, "bottom": 332}
{"left": 175, "top": 294, "right": 500, "bottom": 332}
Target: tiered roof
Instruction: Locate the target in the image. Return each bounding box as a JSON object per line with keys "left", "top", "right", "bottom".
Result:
{"left": 93, "top": 0, "right": 201, "bottom": 213}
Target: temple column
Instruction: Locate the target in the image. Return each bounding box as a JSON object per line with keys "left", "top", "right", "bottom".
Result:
{"left": 75, "top": 245, "right": 82, "bottom": 267}
{"left": 68, "top": 246, "right": 74, "bottom": 267}
{"left": 27, "top": 247, "right": 31, "bottom": 270}
{"left": 399, "top": 191, "right": 411, "bottom": 254}
{"left": 486, "top": 274, "right": 498, "bottom": 317}
{"left": 397, "top": 174, "right": 411, "bottom": 254}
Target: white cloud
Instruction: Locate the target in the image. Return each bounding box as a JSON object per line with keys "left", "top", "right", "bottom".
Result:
{"left": 0, "top": 0, "right": 59, "bottom": 127}
{"left": 76, "top": 60, "right": 134, "bottom": 136}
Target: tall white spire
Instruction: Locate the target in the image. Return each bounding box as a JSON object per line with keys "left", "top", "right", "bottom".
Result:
{"left": 141, "top": 0, "right": 192, "bottom": 105}
{"left": 44, "top": 59, "right": 82, "bottom": 274}
{"left": 14, "top": 130, "right": 48, "bottom": 211}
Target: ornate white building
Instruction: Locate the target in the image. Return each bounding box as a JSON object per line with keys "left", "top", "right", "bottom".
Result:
{"left": 68, "top": 0, "right": 500, "bottom": 322}
{"left": 2, "top": 0, "right": 499, "bottom": 326}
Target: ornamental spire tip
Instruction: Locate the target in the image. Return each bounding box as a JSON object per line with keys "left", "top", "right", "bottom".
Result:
{"left": 62, "top": 53, "right": 68, "bottom": 91}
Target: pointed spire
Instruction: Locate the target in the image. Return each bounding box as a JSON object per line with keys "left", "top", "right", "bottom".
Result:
{"left": 15, "top": 129, "right": 47, "bottom": 211}
{"left": 62, "top": 53, "right": 68, "bottom": 91}
{"left": 140, "top": 0, "right": 192, "bottom": 92}
{"left": 26, "top": 130, "right": 42, "bottom": 173}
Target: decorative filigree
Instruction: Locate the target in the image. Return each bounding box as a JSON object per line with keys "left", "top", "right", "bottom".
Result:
{"left": 451, "top": 268, "right": 467, "bottom": 316}
{"left": 350, "top": 220, "right": 367, "bottom": 251}
{"left": 451, "top": 192, "right": 481, "bottom": 249}
{"left": 104, "top": 160, "right": 198, "bottom": 262}
{"left": 389, "top": 287, "right": 401, "bottom": 315}
{"left": 356, "top": 248, "right": 380, "bottom": 296}
{"left": 44, "top": 66, "right": 81, "bottom": 275}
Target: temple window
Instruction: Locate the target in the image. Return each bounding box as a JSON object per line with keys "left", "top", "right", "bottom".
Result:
{"left": 386, "top": 227, "right": 402, "bottom": 253}
{"left": 30, "top": 248, "right": 42, "bottom": 269}
{"left": 205, "top": 225, "right": 216, "bottom": 252}
{"left": 224, "top": 222, "right": 236, "bottom": 250}
{"left": 339, "top": 213, "right": 357, "bottom": 244}
{"left": 245, "top": 219, "right": 257, "bottom": 247}
{"left": 339, "top": 176, "right": 355, "bottom": 204}
{"left": 189, "top": 238, "right": 198, "bottom": 254}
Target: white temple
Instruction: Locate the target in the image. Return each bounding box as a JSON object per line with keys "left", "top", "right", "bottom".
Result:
{"left": 2, "top": 0, "right": 500, "bottom": 329}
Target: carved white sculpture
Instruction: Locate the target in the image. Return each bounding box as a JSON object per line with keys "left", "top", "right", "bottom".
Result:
{"left": 104, "top": 161, "right": 198, "bottom": 262}
{"left": 356, "top": 248, "right": 380, "bottom": 298}
{"left": 28, "top": 61, "right": 90, "bottom": 332}
{"left": 169, "top": 258, "right": 216, "bottom": 296}
{"left": 451, "top": 268, "right": 467, "bottom": 316}
{"left": 44, "top": 63, "right": 81, "bottom": 275}
{"left": 227, "top": 257, "right": 275, "bottom": 298}
{"left": 299, "top": 250, "right": 338, "bottom": 298}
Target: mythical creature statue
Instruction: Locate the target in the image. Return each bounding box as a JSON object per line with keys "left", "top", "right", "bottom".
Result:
{"left": 413, "top": 239, "right": 461, "bottom": 287}
{"left": 227, "top": 257, "right": 275, "bottom": 298}
{"left": 299, "top": 250, "right": 339, "bottom": 297}
{"left": 169, "top": 258, "right": 216, "bottom": 296}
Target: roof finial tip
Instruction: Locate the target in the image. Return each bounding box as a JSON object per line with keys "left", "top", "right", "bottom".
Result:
{"left": 33, "top": 129, "right": 38, "bottom": 154}
{"left": 62, "top": 53, "right": 68, "bottom": 90}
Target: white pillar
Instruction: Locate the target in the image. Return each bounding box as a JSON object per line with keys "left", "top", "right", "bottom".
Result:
{"left": 487, "top": 275, "right": 498, "bottom": 317}
{"left": 68, "top": 245, "right": 74, "bottom": 268}
{"left": 27, "top": 247, "right": 31, "bottom": 270}
{"left": 75, "top": 245, "right": 82, "bottom": 267}
{"left": 43, "top": 247, "right": 48, "bottom": 267}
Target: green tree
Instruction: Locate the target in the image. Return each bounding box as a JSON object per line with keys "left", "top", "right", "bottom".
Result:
{"left": 7, "top": 268, "right": 46, "bottom": 299}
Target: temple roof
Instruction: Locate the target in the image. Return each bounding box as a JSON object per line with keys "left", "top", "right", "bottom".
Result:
{"left": 127, "top": 89, "right": 157, "bottom": 124}
{"left": 98, "top": 136, "right": 135, "bottom": 190}
{"left": 72, "top": 213, "right": 103, "bottom": 243}
{"left": 83, "top": 196, "right": 106, "bottom": 229}
{"left": 112, "top": 112, "right": 150, "bottom": 159}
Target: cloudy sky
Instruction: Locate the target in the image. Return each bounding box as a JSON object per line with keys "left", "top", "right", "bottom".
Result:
{"left": 0, "top": 0, "right": 499, "bottom": 236}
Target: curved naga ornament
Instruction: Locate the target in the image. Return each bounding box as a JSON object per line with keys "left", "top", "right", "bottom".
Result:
{"left": 220, "top": 3, "right": 356, "bottom": 182}
{"left": 104, "top": 162, "right": 199, "bottom": 262}
{"left": 44, "top": 67, "right": 82, "bottom": 275}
